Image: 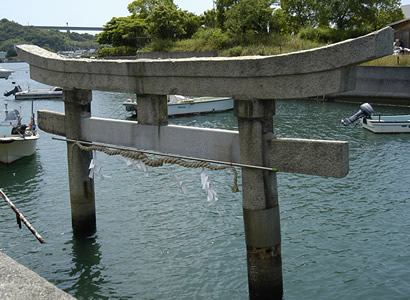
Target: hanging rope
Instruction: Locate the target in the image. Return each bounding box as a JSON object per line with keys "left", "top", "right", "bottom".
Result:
{"left": 72, "top": 141, "right": 240, "bottom": 193}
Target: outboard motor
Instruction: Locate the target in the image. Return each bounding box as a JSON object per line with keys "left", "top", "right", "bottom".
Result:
{"left": 4, "top": 85, "right": 22, "bottom": 97}
{"left": 341, "top": 103, "right": 374, "bottom": 126}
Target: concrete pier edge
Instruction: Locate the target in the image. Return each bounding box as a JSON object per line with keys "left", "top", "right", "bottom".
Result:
{"left": 0, "top": 251, "right": 76, "bottom": 299}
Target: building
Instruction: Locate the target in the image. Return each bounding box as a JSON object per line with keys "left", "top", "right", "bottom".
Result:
{"left": 390, "top": 18, "right": 410, "bottom": 48}
{"left": 403, "top": 4, "right": 410, "bottom": 18}
{"left": 389, "top": 5, "right": 410, "bottom": 49}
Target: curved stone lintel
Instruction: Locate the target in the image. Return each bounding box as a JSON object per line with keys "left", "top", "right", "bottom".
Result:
{"left": 17, "top": 27, "right": 393, "bottom": 99}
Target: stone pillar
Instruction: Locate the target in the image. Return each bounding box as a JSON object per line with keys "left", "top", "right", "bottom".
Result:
{"left": 136, "top": 94, "right": 168, "bottom": 126}
{"left": 234, "top": 99, "right": 283, "bottom": 299}
{"left": 63, "top": 89, "right": 96, "bottom": 237}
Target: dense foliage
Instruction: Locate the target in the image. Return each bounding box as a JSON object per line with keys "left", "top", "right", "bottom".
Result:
{"left": 0, "top": 0, "right": 405, "bottom": 59}
{"left": 94, "top": 0, "right": 404, "bottom": 56}
{"left": 283, "top": 0, "right": 404, "bottom": 42}
{"left": 0, "top": 18, "right": 98, "bottom": 58}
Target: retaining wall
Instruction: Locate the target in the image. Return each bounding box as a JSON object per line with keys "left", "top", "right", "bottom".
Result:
{"left": 328, "top": 65, "right": 410, "bottom": 105}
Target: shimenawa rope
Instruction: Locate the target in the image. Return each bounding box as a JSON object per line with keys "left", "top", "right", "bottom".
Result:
{"left": 72, "top": 141, "right": 239, "bottom": 193}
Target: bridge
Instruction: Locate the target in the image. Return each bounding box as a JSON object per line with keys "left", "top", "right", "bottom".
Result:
{"left": 31, "top": 25, "right": 103, "bottom": 32}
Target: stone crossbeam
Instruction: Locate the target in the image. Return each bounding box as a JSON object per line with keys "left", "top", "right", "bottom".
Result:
{"left": 38, "top": 110, "right": 348, "bottom": 178}
{"left": 16, "top": 27, "right": 393, "bottom": 99}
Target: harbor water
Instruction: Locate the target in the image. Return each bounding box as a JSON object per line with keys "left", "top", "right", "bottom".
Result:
{"left": 1, "top": 62, "right": 410, "bottom": 299}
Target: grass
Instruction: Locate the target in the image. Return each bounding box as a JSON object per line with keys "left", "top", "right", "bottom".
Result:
{"left": 115, "top": 30, "right": 410, "bottom": 66}
{"left": 168, "top": 34, "right": 325, "bottom": 57}
{"left": 361, "top": 54, "right": 410, "bottom": 66}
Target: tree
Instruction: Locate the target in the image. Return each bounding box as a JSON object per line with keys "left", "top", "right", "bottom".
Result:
{"left": 281, "top": 0, "right": 404, "bottom": 37}
{"left": 146, "top": 4, "right": 186, "bottom": 40}
{"left": 280, "top": 0, "right": 321, "bottom": 32}
{"left": 181, "top": 11, "right": 202, "bottom": 39}
{"left": 269, "top": 8, "right": 290, "bottom": 35}
{"left": 97, "top": 16, "right": 148, "bottom": 48}
{"left": 224, "top": 0, "right": 276, "bottom": 43}
{"left": 215, "top": 0, "right": 238, "bottom": 29}
{"left": 328, "top": 0, "right": 404, "bottom": 33}
{"left": 360, "top": 0, "right": 404, "bottom": 31}
{"left": 202, "top": 9, "right": 218, "bottom": 29}
{"left": 328, "top": 0, "right": 363, "bottom": 31}
{"left": 127, "top": 0, "right": 175, "bottom": 17}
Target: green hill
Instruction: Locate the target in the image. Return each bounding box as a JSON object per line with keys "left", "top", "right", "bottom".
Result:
{"left": 0, "top": 18, "right": 98, "bottom": 58}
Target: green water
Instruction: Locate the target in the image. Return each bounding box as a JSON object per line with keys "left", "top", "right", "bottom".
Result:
{"left": 1, "top": 62, "right": 410, "bottom": 299}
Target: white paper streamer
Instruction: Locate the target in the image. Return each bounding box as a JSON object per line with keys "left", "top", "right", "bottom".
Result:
{"left": 201, "top": 168, "right": 218, "bottom": 202}
{"left": 121, "top": 157, "right": 149, "bottom": 177}
{"left": 169, "top": 172, "right": 188, "bottom": 194}
{"left": 122, "top": 156, "right": 135, "bottom": 167}
{"left": 88, "top": 158, "right": 111, "bottom": 180}
{"left": 136, "top": 160, "right": 148, "bottom": 176}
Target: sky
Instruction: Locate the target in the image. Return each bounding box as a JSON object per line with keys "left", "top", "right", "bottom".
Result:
{"left": 2, "top": 0, "right": 215, "bottom": 28}
{"left": 1, "top": 0, "right": 409, "bottom": 29}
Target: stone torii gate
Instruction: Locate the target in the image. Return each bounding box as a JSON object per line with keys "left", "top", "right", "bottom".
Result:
{"left": 17, "top": 27, "right": 392, "bottom": 299}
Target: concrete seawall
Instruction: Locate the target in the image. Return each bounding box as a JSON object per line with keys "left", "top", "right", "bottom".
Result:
{"left": 0, "top": 251, "right": 76, "bottom": 299}
{"left": 327, "top": 65, "right": 410, "bottom": 105}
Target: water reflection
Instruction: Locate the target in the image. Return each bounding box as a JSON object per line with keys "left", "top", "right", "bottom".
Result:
{"left": 0, "top": 153, "right": 43, "bottom": 195}
{"left": 66, "top": 234, "right": 107, "bottom": 300}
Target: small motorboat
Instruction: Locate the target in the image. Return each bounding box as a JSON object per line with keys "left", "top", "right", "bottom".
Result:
{"left": 4, "top": 86, "right": 63, "bottom": 100}
{"left": 0, "top": 66, "right": 14, "bottom": 79}
{"left": 123, "top": 95, "right": 234, "bottom": 117}
{"left": 341, "top": 103, "right": 410, "bottom": 133}
{"left": 0, "top": 102, "right": 39, "bottom": 165}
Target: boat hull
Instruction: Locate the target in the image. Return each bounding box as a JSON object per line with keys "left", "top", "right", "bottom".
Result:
{"left": 15, "top": 91, "right": 62, "bottom": 100}
{"left": 124, "top": 97, "right": 233, "bottom": 117}
{"left": 0, "top": 134, "right": 39, "bottom": 165}
{"left": 361, "top": 115, "right": 410, "bottom": 133}
{"left": 0, "top": 70, "right": 13, "bottom": 79}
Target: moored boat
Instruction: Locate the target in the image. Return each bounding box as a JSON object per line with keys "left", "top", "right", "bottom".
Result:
{"left": 123, "top": 95, "right": 234, "bottom": 117}
{"left": 341, "top": 103, "right": 410, "bottom": 133}
{"left": 0, "top": 102, "right": 39, "bottom": 165}
{"left": 4, "top": 86, "right": 63, "bottom": 100}
{"left": 0, "top": 66, "right": 14, "bottom": 79}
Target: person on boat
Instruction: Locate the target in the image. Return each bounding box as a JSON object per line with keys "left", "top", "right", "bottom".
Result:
{"left": 393, "top": 39, "right": 404, "bottom": 54}
{"left": 29, "top": 114, "right": 36, "bottom": 131}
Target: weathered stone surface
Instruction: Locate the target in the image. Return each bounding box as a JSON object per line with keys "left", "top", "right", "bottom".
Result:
{"left": 17, "top": 27, "right": 393, "bottom": 99}
{"left": 267, "top": 137, "right": 349, "bottom": 178}
{"left": 0, "top": 251, "right": 76, "bottom": 299}
{"left": 63, "top": 89, "right": 96, "bottom": 237}
{"left": 37, "top": 110, "right": 65, "bottom": 136}
{"left": 137, "top": 94, "right": 168, "bottom": 126}
{"left": 37, "top": 111, "right": 349, "bottom": 178}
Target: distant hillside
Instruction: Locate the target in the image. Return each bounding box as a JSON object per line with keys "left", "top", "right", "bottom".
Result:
{"left": 0, "top": 18, "right": 98, "bottom": 58}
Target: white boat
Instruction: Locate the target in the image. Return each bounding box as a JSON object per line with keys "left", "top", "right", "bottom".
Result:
{"left": 0, "top": 66, "right": 14, "bottom": 79}
{"left": 341, "top": 103, "right": 410, "bottom": 133}
{"left": 15, "top": 86, "right": 63, "bottom": 100}
{"left": 0, "top": 102, "right": 39, "bottom": 165}
{"left": 361, "top": 114, "right": 410, "bottom": 133}
{"left": 123, "top": 95, "right": 234, "bottom": 117}
{"left": 4, "top": 86, "right": 63, "bottom": 100}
